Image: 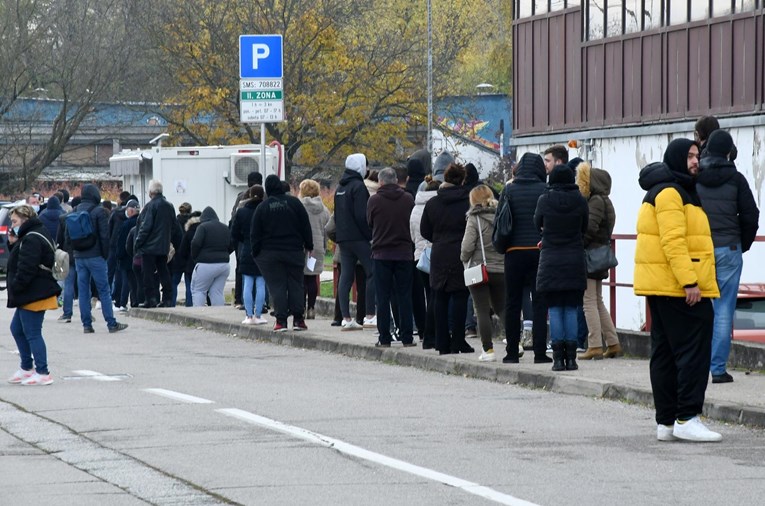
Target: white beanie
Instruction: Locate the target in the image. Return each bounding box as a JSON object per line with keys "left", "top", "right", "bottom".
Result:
{"left": 345, "top": 153, "right": 367, "bottom": 178}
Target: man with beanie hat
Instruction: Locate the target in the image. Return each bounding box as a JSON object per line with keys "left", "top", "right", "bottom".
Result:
{"left": 635, "top": 138, "right": 721, "bottom": 442}
{"left": 697, "top": 129, "right": 759, "bottom": 384}
{"left": 252, "top": 175, "right": 313, "bottom": 332}
{"left": 334, "top": 153, "right": 377, "bottom": 330}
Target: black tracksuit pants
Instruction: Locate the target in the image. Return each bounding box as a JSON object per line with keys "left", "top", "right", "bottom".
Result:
{"left": 647, "top": 296, "right": 714, "bottom": 425}
{"left": 504, "top": 249, "right": 548, "bottom": 359}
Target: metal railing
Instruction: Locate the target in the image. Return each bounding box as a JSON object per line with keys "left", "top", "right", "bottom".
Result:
{"left": 608, "top": 234, "right": 765, "bottom": 331}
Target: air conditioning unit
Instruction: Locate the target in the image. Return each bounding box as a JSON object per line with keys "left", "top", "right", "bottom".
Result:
{"left": 229, "top": 153, "right": 260, "bottom": 186}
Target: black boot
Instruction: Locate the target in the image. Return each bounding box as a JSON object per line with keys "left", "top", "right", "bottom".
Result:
{"left": 565, "top": 341, "right": 578, "bottom": 370}
{"left": 551, "top": 342, "right": 565, "bottom": 371}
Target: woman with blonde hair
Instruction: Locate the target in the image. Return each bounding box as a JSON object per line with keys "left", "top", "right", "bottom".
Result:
{"left": 6, "top": 205, "right": 61, "bottom": 385}
{"left": 299, "top": 179, "right": 330, "bottom": 319}
{"left": 576, "top": 162, "right": 622, "bottom": 359}
{"left": 460, "top": 185, "right": 508, "bottom": 361}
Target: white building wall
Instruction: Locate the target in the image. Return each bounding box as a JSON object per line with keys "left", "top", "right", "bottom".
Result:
{"left": 511, "top": 123, "right": 765, "bottom": 330}
{"left": 431, "top": 129, "right": 500, "bottom": 180}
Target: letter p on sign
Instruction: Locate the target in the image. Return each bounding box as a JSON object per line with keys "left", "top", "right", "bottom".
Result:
{"left": 239, "top": 34, "right": 283, "bottom": 79}
{"left": 252, "top": 44, "right": 270, "bottom": 69}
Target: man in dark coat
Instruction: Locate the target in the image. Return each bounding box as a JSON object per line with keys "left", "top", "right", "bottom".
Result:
{"left": 115, "top": 200, "right": 140, "bottom": 309}
{"left": 499, "top": 152, "right": 551, "bottom": 364}
{"left": 367, "top": 168, "right": 416, "bottom": 347}
{"left": 696, "top": 129, "right": 760, "bottom": 384}
{"left": 252, "top": 175, "right": 313, "bottom": 332}
{"left": 134, "top": 180, "right": 182, "bottom": 308}
{"left": 67, "top": 184, "right": 127, "bottom": 333}
{"left": 38, "top": 195, "right": 64, "bottom": 241}
{"left": 333, "top": 153, "right": 376, "bottom": 330}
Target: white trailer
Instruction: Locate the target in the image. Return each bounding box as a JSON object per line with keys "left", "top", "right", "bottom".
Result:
{"left": 108, "top": 142, "right": 284, "bottom": 223}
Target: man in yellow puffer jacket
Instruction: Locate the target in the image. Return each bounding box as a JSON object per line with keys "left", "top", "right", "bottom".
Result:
{"left": 635, "top": 138, "right": 721, "bottom": 443}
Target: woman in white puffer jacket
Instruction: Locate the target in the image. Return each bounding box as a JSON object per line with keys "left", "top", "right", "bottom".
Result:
{"left": 409, "top": 175, "right": 440, "bottom": 349}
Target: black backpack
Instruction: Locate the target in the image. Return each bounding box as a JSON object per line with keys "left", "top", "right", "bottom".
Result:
{"left": 491, "top": 190, "right": 513, "bottom": 254}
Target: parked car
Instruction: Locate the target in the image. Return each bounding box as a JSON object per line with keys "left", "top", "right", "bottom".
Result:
{"left": 734, "top": 283, "right": 765, "bottom": 345}
{"left": 0, "top": 202, "right": 16, "bottom": 273}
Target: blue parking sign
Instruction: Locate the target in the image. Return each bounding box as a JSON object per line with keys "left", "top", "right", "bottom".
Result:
{"left": 239, "top": 34, "right": 283, "bottom": 79}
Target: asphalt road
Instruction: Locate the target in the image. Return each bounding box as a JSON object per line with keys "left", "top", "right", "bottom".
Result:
{"left": 1, "top": 307, "right": 765, "bottom": 505}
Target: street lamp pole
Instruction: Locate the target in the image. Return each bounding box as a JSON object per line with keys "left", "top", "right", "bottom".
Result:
{"left": 427, "top": 0, "right": 433, "bottom": 153}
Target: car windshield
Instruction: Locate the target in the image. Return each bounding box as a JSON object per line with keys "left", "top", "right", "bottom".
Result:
{"left": 735, "top": 299, "right": 765, "bottom": 330}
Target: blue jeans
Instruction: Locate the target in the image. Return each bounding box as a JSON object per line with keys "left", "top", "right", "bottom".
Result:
{"left": 243, "top": 275, "right": 266, "bottom": 318}
{"left": 710, "top": 244, "right": 743, "bottom": 375}
{"left": 62, "top": 261, "right": 76, "bottom": 318}
{"left": 76, "top": 256, "right": 117, "bottom": 329}
{"left": 10, "top": 309, "right": 48, "bottom": 374}
{"left": 549, "top": 305, "right": 580, "bottom": 344}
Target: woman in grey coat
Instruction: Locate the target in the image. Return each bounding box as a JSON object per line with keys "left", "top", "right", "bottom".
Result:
{"left": 460, "top": 185, "right": 508, "bottom": 362}
{"left": 299, "top": 179, "right": 330, "bottom": 319}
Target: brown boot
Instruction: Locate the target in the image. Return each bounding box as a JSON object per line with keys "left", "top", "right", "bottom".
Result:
{"left": 578, "top": 347, "right": 604, "bottom": 360}
{"left": 603, "top": 343, "right": 623, "bottom": 358}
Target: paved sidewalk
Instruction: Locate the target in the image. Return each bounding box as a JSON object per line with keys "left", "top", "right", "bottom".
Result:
{"left": 129, "top": 304, "right": 765, "bottom": 428}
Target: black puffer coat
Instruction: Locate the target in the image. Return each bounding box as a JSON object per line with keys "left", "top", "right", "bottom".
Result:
{"left": 535, "top": 165, "right": 589, "bottom": 303}
{"left": 576, "top": 162, "right": 616, "bottom": 280}
{"left": 697, "top": 154, "right": 759, "bottom": 252}
{"left": 7, "top": 218, "right": 61, "bottom": 308}
{"left": 420, "top": 183, "right": 471, "bottom": 292}
{"left": 231, "top": 198, "right": 262, "bottom": 276}
{"left": 498, "top": 153, "right": 547, "bottom": 250}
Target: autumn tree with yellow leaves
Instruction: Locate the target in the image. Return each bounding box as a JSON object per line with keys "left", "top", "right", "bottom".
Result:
{"left": 148, "top": 0, "right": 509, "bottom": 175}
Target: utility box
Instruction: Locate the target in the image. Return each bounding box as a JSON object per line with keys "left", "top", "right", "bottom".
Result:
{"left": 109, "top": 143, "right": 284, "bottom": 223}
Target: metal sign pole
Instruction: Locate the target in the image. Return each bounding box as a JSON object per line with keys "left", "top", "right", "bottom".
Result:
{"left": 260, "top": 123, "right": 266, "bottom": 176}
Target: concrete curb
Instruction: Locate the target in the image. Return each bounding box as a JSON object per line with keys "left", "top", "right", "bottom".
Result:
{"left": 130, "top": 308, "right": 765, "bottom": 429}
{"left": 314, "top": 297, "right": 765, "bottom": 371}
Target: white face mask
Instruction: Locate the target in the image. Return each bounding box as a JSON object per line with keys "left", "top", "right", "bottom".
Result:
{"left": 31, "top": 205, "right": 40, "bottom": 212}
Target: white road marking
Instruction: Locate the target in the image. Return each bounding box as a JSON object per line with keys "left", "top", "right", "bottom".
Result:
{"left": 216, "top": 408, "right": 538, "bottom": 506}
{"left": 71, "top": 370, "right": 122, "bottom": 382}
{"left": 143, "top": 388, "right": 214, "bottom": 404}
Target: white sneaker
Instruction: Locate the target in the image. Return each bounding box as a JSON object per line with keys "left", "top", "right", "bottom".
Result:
{"left": 478, "top": 350, "right": 495, "bottom": 362}
{"left": 502, "top": 338, "right": 507, "bottom": 345}
{"left": 253, "top": 317, "right": 268, "bottom": 325}
{"left": 8, "top": 369, "right": 35, "bottom": 384}
{"left": 242, "top": 317, "right": 255, "bottom": 325}
{"left": 518, "top": 344, "right": 524, "bottom": 358}
{"left": 341, "top": 320, "right": 363, "bottom": 331}
{"left": 362, "top": 316, "right": 377, "bottom": 328}
{"left": 21, "top": 372, "right": 54, "bottom": 386}
{"left": 673, "top": 416, "right": 722, "bottom": 442}
{"left": 95, "top": 301, "right": 102, "bottom": 310}
{"left": 657, "top": 424, "right": 677, "bottom": 441}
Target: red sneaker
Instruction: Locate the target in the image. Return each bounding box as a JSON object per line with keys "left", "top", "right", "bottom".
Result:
{"left": 293, "top": 319, "right": 308, "bottom": 331}
{"left": 273, "top": 322, "right": 288, "bottom": 332}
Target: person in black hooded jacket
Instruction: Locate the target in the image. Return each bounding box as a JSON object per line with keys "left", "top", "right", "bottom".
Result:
{"left": 420, "top": 163, "right": 474, "bottom": 355}
{"left": 534, "top": 165, "right": 589, "bottom": 371}
{"left": 6, "top": 205, "right": 61, "bottom": 386}
{"left": 252, "top": 175, "right": 313, "bottom": 332}
{"left": 696, "top": 129, "right": 759, "bottom": 383}
{"left": 334, "top": 153, "right": 376, "bottom": 330}
{"left": 498, "top": 152, "right": 552, "bottom": 365}
{"left": 190, "top": 207, "right": 232, "bottom": 307}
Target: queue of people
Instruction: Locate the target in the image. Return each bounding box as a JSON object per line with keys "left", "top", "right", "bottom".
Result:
{"left": 5, "top": 116, "right": 759, "bottom": 447}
